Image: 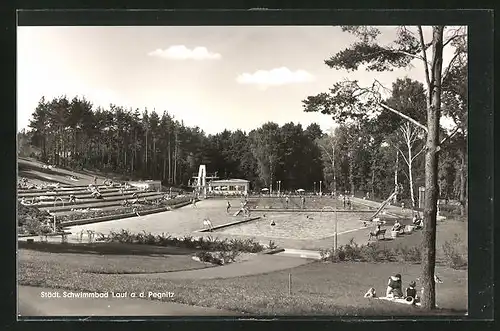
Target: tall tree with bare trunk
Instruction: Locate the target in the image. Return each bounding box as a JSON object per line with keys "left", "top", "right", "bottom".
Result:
{"left": 303, "top": 26, "right": 467, "bottom": 309}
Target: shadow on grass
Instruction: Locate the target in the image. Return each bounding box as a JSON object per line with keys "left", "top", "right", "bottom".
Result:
{"left": 18, "top": 241, "right": 197, "bottom": 256}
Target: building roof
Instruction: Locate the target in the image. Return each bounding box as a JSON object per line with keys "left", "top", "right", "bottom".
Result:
{"left": 209, "top": 179, "right": 249, "bottom": 184}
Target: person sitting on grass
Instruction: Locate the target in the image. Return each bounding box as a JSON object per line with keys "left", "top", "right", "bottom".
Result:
{"left": 405, "top": 281, "right": 419, "bottom": 304}
{"left": 386, "top": 273, "right": 403, "bottom": 298}
{"left": 392, "top": 220, "right": 403, "bottom": 233}
{"left": 364, "top": 287, "right": 377, "bottom": 298}
{"left": 413, "top": 214, "right": 423, "bottom": 228}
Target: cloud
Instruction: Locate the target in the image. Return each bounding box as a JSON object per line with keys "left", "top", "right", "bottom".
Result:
{"left": 148, "top": 45, "right": 221, "bottom": 60}
{"left": 236, "top": 67, "right": 315, "bottom": 87}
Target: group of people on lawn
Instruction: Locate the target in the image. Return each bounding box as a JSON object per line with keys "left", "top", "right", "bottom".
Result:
{"left": 364, "top": 273, "right": 420, "bottom": 304}
{"left": 370, "top": 212, "right": 424, "bottom": 240}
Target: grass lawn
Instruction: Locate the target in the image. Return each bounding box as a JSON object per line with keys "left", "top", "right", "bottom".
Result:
{"left": 374, "top": 219, "right": 467, "bottom": 265}
{"left": 18, "top": 242, "right": 211, "bottom": 276}
{"left": 19, "top": 247, "right": 467, "bottom": 315}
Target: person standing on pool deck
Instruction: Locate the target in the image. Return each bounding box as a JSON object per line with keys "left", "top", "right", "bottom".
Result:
{"left": 285, "top": 196, "right": 289, "bottom": 209}
{"left": 226, "top": 201, "right": 231, "bottom": 214}
{"left": 301, "top": 196, "right": 305, "bottom": 209}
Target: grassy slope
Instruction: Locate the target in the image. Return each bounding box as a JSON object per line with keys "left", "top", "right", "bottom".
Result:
{"left": 18, "top": 157, "right": 130, "bottom": 186}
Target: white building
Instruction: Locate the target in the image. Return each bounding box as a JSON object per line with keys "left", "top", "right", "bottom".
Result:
{"left": 208, "top": 179, "right": 249, "bottom": 196}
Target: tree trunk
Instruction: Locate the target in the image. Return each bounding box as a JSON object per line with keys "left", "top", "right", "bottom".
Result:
{"left": 459, "top": 147, "right": 466, "bottom": 216}
{"left": 394, "top": 151, "right": 399, "bottom": 203}
{"left": 332, "top": 143, "right": 337, "bottom": 195}
{"left": 421, "top": 25, "right": 444, "bottom": 310}
{"left": 407, "top": 138, "right": 416, "bottom": 208}
{"left": 173, "top": 132, "right": 178, "bottom": 185}
{"left": 371, "top": 158, "right": 375, "bottom": 199}
{"left": 163, "top": 154, "right": 167, "bottom": 180}
{"left": 348, "top": 152, "right": 354, "bottom": 196}
{"left": 168, "top": 135, "right": 172, "bottom": 184}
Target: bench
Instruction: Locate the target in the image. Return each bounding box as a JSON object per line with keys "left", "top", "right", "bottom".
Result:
{"left": 368, "top": 229, "right": 386, "bottom": 241}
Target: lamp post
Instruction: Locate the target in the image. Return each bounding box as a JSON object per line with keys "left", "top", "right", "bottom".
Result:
{"left": 319, "top": 180, "right": 322, "bottom": 196}
{"left": 322, "top": 206, "right": 338, "bottom": 252}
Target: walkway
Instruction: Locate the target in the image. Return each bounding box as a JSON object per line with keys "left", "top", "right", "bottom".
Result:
{"left": 125, "top": 254, "right": 311, "bottom": 280}
{"left": 18, "top": 286, "right": 240, "bottom": 316}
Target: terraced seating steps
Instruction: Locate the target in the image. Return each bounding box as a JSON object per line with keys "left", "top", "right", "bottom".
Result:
{"left": 37, "top": 193, "right": 168, "bottom": 213}
{"left": 18, "top": 187, "right": 138, "bottom": 198}
{"left": 20, "top": 190, "right": 152, "bottom": 206}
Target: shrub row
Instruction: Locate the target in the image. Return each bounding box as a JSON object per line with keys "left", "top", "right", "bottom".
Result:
{"left": 96, "top": 230, "right": 266, "bottom": 253}
{"left": 320, "top": 239, "right": 422, "bottom": 264}
{"left": 195, "top": 250, "right": 241, "bottom": 265}
{"left": 442, "top": 234, "right": 468, "bottom": 269}
{"left": 320, "top": 237, "right": 467, "bottom": 270}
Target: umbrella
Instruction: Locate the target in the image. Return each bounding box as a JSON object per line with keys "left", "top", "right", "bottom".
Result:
{"left": 296, "top": 189, "right": 305, "bottom": 192}
{"left": 261, "top": 188, "right": 269, "bottom": 191}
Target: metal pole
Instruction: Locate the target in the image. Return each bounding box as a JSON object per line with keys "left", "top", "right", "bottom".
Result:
{"left": 288, "top": 273, "right": 292, "bottom": 295}
{"left": 319, "top": 181, "right": 322, "bottom": 196}
{"left": 334, "top": 205, "right": 338, "bottom": 252}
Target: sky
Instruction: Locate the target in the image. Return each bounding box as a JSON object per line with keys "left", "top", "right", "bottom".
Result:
{"left": 17, "top": 26, "right": 460, "bottom": 135}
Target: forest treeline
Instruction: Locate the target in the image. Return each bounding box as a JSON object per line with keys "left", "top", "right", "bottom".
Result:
{"left": 18, "top": 77, "right": 466, "bottom": 210}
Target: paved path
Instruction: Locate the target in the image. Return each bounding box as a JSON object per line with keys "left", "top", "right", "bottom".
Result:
{"left": 125, "top": 254, "right": 312, "bottom": 280}
{"left": 18, "top": 286, "right": 240, "bottom": 316}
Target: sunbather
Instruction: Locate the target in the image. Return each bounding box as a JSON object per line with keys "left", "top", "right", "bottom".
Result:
{"left": 386, "top": 273, "right": 403, "bottom": 298}
{"left": 392, "top": 220, "right": 403, "bottom": 232}
{"left": 405, "top": 281, "right": 419, "bottom": 304}
{"left": 364, "top": 287, "right": 377, "bottom": 298}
